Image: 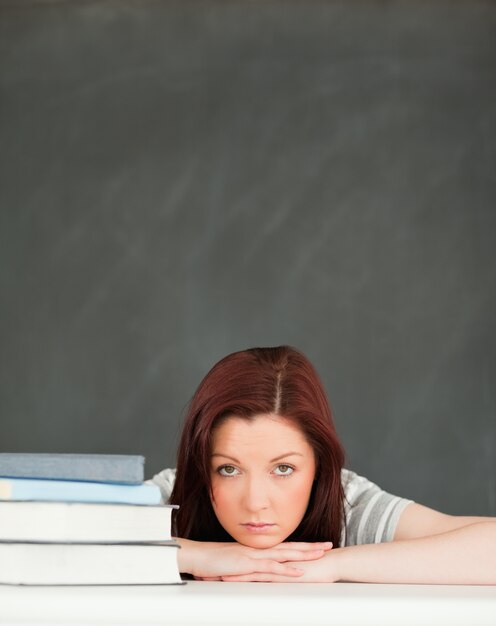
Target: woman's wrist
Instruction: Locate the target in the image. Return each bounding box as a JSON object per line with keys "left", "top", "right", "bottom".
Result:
{"left": 174, "top": 538, "right": 223, "bottom": 577}
{"left": 320, "top": 547, "right": 345, "bottom": 582}
{"left": 174, "top": 537, "right": 195, "bottom": 575}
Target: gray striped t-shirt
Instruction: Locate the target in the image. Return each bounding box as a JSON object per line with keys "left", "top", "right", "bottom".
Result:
{"left": 150, "top": 468, "right": 412, "bottom": 547}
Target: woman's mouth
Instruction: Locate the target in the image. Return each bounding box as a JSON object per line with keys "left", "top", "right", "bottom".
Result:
{"left": 241, "top": 523, "right": 275, "bottom": 533}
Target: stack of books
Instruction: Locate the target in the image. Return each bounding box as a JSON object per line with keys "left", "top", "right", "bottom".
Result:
{"left": 0, "top": 452, "right": 182, "bottom": 585}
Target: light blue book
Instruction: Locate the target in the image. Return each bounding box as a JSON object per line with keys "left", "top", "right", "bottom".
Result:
{"left": 0, "top": 477, "right": 161, "bottom": 505}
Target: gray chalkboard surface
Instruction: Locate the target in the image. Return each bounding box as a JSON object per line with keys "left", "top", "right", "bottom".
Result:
{"left": 1, "top": 0, "right": 495, "bottom": 516}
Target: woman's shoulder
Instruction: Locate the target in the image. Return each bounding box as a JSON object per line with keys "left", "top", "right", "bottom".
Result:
{"left": 147, "top": 468, "right": 176, "bottom": 503}
{"left": 341, "top": 468, "right": 379, "bottom": 504}
{"left": 340, "top": 468, "right": 413, "bottom": 546}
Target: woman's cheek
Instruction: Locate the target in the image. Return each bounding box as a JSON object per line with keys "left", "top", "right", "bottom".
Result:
{"left": 292, "top": 474, "right": 314, "bottom": 505}
{"left": 210, "top": 481, "right": 233, "bottom": 517}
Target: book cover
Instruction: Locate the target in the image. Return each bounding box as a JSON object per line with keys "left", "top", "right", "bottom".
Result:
{"left": 0, "top": 453, "right": 145, "bottom": 484}
{"left": 0, "top": 500, "right": 175, "bottom": 542}
{"left": 0, "top": 477, "right": 161, "bottom": 505}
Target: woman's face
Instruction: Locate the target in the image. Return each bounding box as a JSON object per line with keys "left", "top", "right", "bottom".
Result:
{"left": 209, "top": 413, "right": 316, "bottom": 548}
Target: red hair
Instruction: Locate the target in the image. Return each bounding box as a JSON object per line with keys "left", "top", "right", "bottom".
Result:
{"left": 170, "top": 346, "right": 345, "bottom": 545}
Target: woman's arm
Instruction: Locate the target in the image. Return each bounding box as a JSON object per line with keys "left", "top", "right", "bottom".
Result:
{"left": 335, "top": 520, "right": 496, "bottom": 585}
{"left": 393, "top": 502, "right": 496, "bottom": 540}
{"left": 175, "top": 537, "right": 333, "bottom": 580}
{"left": 220, "top": 507, "right": 496, "bottom": 584}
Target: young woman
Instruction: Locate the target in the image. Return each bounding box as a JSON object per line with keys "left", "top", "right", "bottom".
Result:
{"left": 151, "top": 346, "right": 496, "bottom": 583}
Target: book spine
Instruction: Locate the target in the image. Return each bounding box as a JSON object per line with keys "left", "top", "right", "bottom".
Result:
{"left": 0, "top": 478, "right": 161, "bottom": 505}
{"left": 0, "top": 454, "right": 144, "bottom": 484}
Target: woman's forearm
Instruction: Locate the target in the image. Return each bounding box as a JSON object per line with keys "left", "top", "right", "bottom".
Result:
{"left": 174, "top": 537, "right": 333, "bottom": 579}
{"left": 175, "top": 538, "right": 196, "bottom": 575}
{"left": 335, "top": 522, "right": 496, "bottom": 585}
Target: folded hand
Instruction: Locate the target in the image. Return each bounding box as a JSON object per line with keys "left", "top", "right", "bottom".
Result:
{"left": 176, "top": 538, "right": 333, "bottom": 580}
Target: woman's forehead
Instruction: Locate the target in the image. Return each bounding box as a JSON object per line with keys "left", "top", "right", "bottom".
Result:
{"left": 211, "top": 413, "right": 313, "bottom": 459}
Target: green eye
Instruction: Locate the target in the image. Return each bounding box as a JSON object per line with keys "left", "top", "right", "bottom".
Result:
{"left": 274, "top": 464, "right": 294, "bottom": 476}
{"left": 218, "top": 465, "right": 239, "bottom": 476}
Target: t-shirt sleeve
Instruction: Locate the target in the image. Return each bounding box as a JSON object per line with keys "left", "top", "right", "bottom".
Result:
{"left": 341, "top": 469, "right": 413, "bottom": 546}
{"left": 146, "top": 468, "right": 176, "bottom": 504}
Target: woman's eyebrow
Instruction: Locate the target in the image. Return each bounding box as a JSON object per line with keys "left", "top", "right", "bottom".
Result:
{"left": 211, "top": 453, "right": 241, "bottom": 463}
{"left": 269, "top": 452, "right": 304, "bottom": 463}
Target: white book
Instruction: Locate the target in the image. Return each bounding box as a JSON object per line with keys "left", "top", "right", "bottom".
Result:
{"left": 0, "top": 541, "right": 183, "bottom": 585}
{"left": 0, "top": 501, "right": 175, "bottom": 542}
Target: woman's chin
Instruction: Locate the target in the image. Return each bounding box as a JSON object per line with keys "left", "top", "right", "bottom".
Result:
{"left": 236, "top": 534, "right": 285, "bottom": 549}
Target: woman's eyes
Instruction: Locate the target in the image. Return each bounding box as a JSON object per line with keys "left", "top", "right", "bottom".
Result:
{"left": 273, "top": 464, "right": 294, "bottom": 476}
{"left": 216, "top": 464, "right": 295, "bottom": 477}
{"left": 217, "top": 465, "right": 240, "bottom": 476}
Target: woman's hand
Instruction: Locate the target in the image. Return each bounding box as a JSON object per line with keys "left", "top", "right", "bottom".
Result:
{"left": 218, "top": 549, "right": 341, "bottom": 583}
{"left": 175, "top": 538, "right": 333, "bottom": 580}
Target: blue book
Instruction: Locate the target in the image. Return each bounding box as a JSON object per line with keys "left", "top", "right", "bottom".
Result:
{"left": 0, "top": 477, "right": 161, "bottom": 505}
{"left": 0, "top": 453, "right": 145, "bottom": 484}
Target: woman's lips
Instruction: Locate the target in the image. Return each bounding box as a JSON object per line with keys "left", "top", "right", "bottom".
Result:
{"left": 241, "top": 523, "right": 275, "bottom": 533}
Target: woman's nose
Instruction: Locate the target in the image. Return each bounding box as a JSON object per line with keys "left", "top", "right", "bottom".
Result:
{"left": 241, "top": 476, "right": 270, "bottom": 512}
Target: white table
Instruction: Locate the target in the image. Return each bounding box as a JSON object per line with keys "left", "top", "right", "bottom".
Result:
{"left": 1, "top": 581, "right": 495, "bottom": 626}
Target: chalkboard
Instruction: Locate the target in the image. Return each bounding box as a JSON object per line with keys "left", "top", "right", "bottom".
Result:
{"left": 1, "top": 0, "right": 495, "bottom": 516}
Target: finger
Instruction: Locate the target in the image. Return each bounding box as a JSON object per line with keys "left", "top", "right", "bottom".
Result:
{"left": 255, "top": 548, "right": 325, "bottom": 562}
{"left": 273, "top": 541, "right": 333, "bottom": 552}
{"left": 255, "top": 559, "right": 304, "bottom": 577}
{"left": 221, "top": 573, "right": 296, "bottom": 583}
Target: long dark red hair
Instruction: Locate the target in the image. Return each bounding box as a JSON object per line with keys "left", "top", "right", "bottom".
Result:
{"left": 170, "top": 346, "right": 345, "bottom": 546}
